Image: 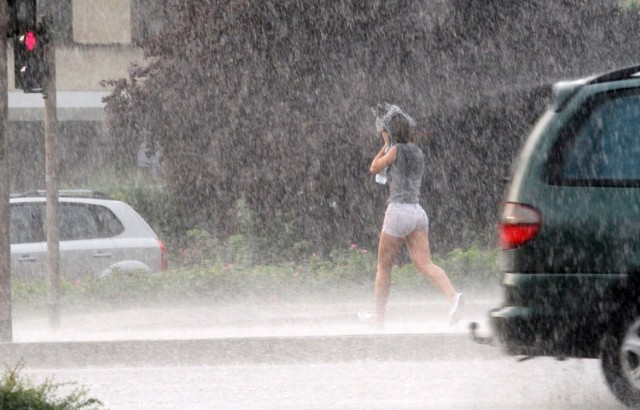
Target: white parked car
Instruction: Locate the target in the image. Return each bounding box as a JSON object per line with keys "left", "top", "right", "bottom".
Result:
{"left": 10, "top": 190, "right": 167, "bottom": 279}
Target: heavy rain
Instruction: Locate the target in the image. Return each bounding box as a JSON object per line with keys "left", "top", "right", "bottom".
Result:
{"left": 1, "top": 0, "right": 640, "bottom": 408}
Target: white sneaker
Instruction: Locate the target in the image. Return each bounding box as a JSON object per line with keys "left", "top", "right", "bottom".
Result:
{"left": 358, "top": 310, "right": 383, "bottom": 330}
{"left": 448, "top": 293, "right": 464, "bottom": 325}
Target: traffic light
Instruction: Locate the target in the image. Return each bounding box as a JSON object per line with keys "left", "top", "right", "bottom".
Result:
{"left": 14, "top": 29, "right": 46, "bottom": 92}
{"left": 10, "top": 0, "right": 47, "bottom": 93}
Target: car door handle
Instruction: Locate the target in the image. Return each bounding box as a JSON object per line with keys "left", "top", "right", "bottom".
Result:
{"left": 17, "top": 255, "right": 37, "bottom": 262}
{"left": 93, "top": 251, "right": 112, "bottom": 258}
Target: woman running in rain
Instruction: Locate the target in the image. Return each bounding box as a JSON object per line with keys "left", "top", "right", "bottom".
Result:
{"left": 359, "top": 104, "right": 463, "bottom": 329}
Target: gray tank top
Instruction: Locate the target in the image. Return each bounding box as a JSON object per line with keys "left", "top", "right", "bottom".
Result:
{"left": 388, "top": 143, "right": 424, "bottom": 204}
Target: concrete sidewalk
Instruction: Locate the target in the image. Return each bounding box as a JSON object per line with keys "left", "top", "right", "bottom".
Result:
{"left": 0, "top": 296, "right": 502, "bottom": 368}
{"left": 11, "top": 297, "right": 498, "bottom": 343}
{"left": 0, "top": 333, "right": 502, "bottom": 369}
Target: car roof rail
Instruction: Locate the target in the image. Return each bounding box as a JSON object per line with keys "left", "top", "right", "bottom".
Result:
{"left": 552, "top": 64, "right": 640, "bottom": 112}
{"left": 10, "top": 189, "right": 112, "bottom": 199}
{"left": 587, "top": 64, "right": 640, "bottom": 85}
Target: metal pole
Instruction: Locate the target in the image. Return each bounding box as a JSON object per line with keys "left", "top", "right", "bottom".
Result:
{"left": 0, "top": 0, "right": 12, "bottom": 342}
{"left": 43, "top": 18, "right": 59, "bottom": 329}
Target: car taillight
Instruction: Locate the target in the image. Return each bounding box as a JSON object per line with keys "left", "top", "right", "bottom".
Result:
{"left": 158, "top": 239, "right": 168, "bottom": 271}
{"left": 499, "top": 202, "right": 542, "bottom": 250}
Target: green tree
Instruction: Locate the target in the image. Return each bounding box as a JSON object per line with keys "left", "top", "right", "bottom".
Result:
{"left": 103, "top": 0, "right": 640, "bottom": 259}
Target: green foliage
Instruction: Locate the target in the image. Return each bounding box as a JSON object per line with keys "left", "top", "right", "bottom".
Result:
{"left": 435, "top": 246, "right": 501, "bottom": 290}
{"left": 253, "top": 209, "right": 315, "bottom": 263}
{"left": 235, "top": 197, "right": 255, "bottom": 238}
{"left": 622, "top": 0, "right": 640, "bottom": 11}
{"left": 391, "top": 263, "right": 424, "bottom": 289}
{"left": 11, "top": 245, "right": 498, "bottom": 309}
{"left": 102, "top": 0, "right": 640, "bottom": 257}
{"left": 12, "top": 277, "right": 49, "bottom": 307}
{"left": 173, "top": 198, "right": 320, "bottom": 267}
{"left": 0, "top": 363, "right": 103, "bottom": 410}
{"left": 174, "top": 228, "right": 220, "bottom": 267}
{"left": 327, "top": 243, "right": 376, "bottom": 282}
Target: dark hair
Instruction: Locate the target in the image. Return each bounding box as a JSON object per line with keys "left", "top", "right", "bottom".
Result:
{"left": 387, "top": 113, "right": 413, "bottom": 144}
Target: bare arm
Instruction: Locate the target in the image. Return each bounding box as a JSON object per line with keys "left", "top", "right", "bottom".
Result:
{"left": 370, "top": 144, "right": 397, "bottom": 174}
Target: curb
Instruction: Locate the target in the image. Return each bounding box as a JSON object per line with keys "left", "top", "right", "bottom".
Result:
{"left": 0, "top": 333, "right": 503, "bottom": 369}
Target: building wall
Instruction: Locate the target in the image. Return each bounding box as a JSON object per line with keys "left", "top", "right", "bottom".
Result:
{"left": 8, "top": 44, "right": 145, "bottom": 91}
{"left": 8, "top": 0, "right": 166, "bottom": 190}
{"left": 56, "top": 45, "right": 145, "bottom": 90}
{"left": 72, "top": 0, "right": 132, "bottom": 45}
{"left": 9, "top": 0, "right": 152, "bottom": 92}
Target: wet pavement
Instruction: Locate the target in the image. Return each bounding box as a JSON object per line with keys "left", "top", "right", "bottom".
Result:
{"left": 11, "top": 295, "right": 498, "bottom": 343}
{"left": 0, "top": 294, "right": 501, "bottom": 369}
{"left": 4, "top": 293, "right": 624, "bottom": 409}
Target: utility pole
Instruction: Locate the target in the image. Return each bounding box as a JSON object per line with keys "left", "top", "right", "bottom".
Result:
{"left": 43, "top": 17, "right": 59, "bottom": 329}
{"left": 0, "top": 1, "right": 12, "bottom": 342}
{"left": 12, "top": 1, "right": 58, "bottom": 329}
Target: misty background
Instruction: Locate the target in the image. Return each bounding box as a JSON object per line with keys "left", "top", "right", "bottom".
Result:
{"left": 10, "top": 0, "right": 640, "bottom": 260}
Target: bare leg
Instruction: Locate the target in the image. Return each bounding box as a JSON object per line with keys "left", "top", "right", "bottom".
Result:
{"left": 406, "top": 230, "right": 456, "bottom": 302}
{"left": 374, "top": 231, "right": 404, "bottom": 324}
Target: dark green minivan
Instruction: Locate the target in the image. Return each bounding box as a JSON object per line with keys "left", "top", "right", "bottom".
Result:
{"left": 490, "top": 65, "right": 640, "bottom": 407}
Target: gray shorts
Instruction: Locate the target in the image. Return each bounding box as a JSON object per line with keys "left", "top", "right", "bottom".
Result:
{"left": 382, "top": 203, "right": 429, "bottom": 238}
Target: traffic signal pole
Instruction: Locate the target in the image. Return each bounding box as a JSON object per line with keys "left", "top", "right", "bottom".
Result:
{"left": 11, "top": 1, "right": 59, "bottom": 331}
{"left": 0, "top": 0, "right": 53, "bottom": 340}
{"left": 43, "top": 18, "right": 59, "bottom": 329}
{"left": 0, "top": 1, "right": 13, "bottom": 342}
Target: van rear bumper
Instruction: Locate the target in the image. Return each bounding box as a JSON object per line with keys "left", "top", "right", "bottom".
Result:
{"left": 489, "top": 273, "right": 628, "bottom": 358}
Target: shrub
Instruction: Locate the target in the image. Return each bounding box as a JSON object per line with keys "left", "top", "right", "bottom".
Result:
{"left": 0, "top": 363, "right": 103, "bottom": 409}
{"left": 435, "top": 246, "right": 501, "bottom": 291}
{"left": 175, "top": 228, "right": 220, "bottom": 267}
{"left": 11, "top": 245, "right": 499, "bottom": 310}
{"left": 623, "top": 0, "right": 640, "bottom": 11}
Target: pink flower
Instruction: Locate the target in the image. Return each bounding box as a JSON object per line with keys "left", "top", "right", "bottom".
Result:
{"left": 350, "top": 243, "right": 358, "bottom": 250}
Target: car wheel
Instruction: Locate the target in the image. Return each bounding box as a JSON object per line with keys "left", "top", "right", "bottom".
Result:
{"left": 602, "top": 313, "right": 640, "bottom": 408}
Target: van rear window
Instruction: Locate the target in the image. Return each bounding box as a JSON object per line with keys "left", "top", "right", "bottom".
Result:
{"left": 548, "top": 90, "right": 640, "bottom": 187}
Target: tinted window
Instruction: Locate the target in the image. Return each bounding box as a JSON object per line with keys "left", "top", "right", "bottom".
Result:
{"left": 55, "top": 203, "right": 124, "bottom": 241}
{"left": 10, "top": 204, "right": 44, "bottom": 244}
{"left": 548, "top": 91, "right": 640, "bottom": 186}
{"left": 58, "top": 204, "right": 99, "bottom": 240}
{"left": 91, "top": 204, "right": 125, "bottom": 237}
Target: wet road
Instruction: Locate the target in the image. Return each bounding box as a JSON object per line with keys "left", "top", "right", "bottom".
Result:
{"left": 3, "top": 294, "right": 627, "bottom": 408}
{"left": 23, "top": 355, "right": 624, "bottom": 409}
{"left": 11, "top": 295, "right": 497, "bottom": 342}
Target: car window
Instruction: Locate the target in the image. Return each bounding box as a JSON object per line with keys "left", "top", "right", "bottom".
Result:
{"left": 56, "top": 203, "right": 124, "bottom": 240}
{"left": 548, "top": 90, "right": 640, "bottom": 186}
{"left": 10, "top": 204, "right": 44, "bottom": 244}
{"left": 90, "top": 204, "right": 125, "bottom": 237}
{"left": 58, "top": 204, "right": 100, "bottom": 240}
